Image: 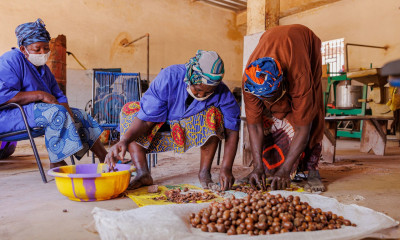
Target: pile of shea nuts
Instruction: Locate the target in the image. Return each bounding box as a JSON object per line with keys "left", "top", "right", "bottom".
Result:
{"left": 190, "top": 192, "right": 356, "bottom": 235}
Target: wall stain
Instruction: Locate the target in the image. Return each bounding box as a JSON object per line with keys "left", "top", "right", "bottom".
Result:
{"left": 110, "top": 32, "right": 135, "bottom": 62}
{"left": 82, "top": 0, "right": 105, "bottom": 9}
{"left": 234, "top": 44, "right": 242, "bottom": 56}
{"left": 226, "top": 19, "right": 244, "bottom": 41}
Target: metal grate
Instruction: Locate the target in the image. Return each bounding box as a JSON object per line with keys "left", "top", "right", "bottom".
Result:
{"left": 321, "top": 38, "right": 345, "bottom": 76}
{"left": 92, "top": 72, "right": 142, "bottom": 127}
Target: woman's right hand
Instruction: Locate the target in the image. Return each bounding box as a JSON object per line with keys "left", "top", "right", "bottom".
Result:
{"left": 40, "top": 91, "right": 59, "bottom": 104}
{"left": 248, "top": 167, "right": 267, "bottom": 190}
{"left": 104, "top": 139, "right": 129, "bottom": 168}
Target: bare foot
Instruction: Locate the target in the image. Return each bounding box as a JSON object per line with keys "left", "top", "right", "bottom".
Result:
{"left": 304, "top": 170, "right": 326, "bottom": 192}
{"left": 50, "top": 160, "right": 67, "bottom": 169}
{"left": 199, "top": 170, "right": 213, "bottom": 189}
{"left": 128, "top": 173, "right": 153, "bottom": 190}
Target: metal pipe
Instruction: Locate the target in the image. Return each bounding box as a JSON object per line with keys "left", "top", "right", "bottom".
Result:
{"left": 147, "top": 34, "right": 150, "bottom": 85}
{"left": 198, "top": 0, "right": 241, "bottom": 11}
{"left": 123, "top": 33, "right": 150, "bottom": 84}
{"left": 122, "top": 34, "right": 147, "bottom": 47}
{"left": 66, "top": 51, "right": 87, "bottom": 70}
{"left": 91, "top": 70, "right": 95, "bottom": 117}
{"left": 345, "top": 43, "right": 388, "bottom": 71}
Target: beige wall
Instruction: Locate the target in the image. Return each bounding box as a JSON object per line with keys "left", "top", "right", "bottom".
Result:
{"left": 0, "top": 0, "right": 245, "bottom": 90}
{"left": 280, "top": 0, "right": 400, "bottom": 71}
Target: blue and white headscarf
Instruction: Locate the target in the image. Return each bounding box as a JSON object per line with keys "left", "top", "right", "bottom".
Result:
{"left": 184, "top": 50, "right": 225, "bottom": 86}
{"left": 244, "top": 57, "right": 283, "bottom": 98}
{"left": 15, "top": 18, "right": 51, "bottom": 47}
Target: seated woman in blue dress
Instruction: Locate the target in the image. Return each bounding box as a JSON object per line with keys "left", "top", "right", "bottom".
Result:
{"left": 0, "top": 19, "right": 107, "bottom": 169}
{"left": 105, "top": 50, "right": 241, "bottom": 190}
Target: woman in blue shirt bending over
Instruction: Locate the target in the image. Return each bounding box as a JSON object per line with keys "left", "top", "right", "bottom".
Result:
{"left": 105, "top": 50, "right": 241, "bottom": 191}
{"left": 0, "top": 19, "right": 107, "bottom": 169}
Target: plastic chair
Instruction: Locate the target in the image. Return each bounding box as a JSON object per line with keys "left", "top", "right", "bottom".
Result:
{"left": 0, "top": 103, "right": 75, "bottom": 183}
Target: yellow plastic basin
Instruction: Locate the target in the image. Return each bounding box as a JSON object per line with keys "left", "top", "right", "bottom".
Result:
{"left": 48, "top": 163, "right": 134, "bottom": 201}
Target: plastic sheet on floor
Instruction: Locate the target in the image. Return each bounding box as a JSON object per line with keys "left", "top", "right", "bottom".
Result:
{"left": 92, "top": 191, "right": 399, "bottom": 240}
{"left": 126, "top": 184, "right": 225, "bottom": 207}
{"left": 126, "top": 183, "right": 305, "bottom": 207}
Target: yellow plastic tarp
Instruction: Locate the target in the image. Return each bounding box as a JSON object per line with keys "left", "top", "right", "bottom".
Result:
{"left": 127, "top": 184, "right": 225, "bottom": 207}
{"left": 127, "top": 183, "right": 304, "bottom": 207}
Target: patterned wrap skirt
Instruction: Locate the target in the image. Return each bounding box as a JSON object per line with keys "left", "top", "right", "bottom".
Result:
{"left": 33, "top": 103, "right": 103, "bottom": 163}
{"left": 120, "top": 102, "right": 225, "bottom": 153}
{"left": 262, "top": 115, "right": 321, "bottom": 176}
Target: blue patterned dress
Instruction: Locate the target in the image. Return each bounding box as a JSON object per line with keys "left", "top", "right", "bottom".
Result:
{"left": 119, "top": 64, "right": 240, "bottom": 153}
{"left": 0, "top": 48, "right": 103, "bottom": 163}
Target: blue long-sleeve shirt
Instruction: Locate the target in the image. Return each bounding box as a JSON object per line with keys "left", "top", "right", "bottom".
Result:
{"left": 137, "top": 64, "right": 240, "bottom": 131}
{"left": 0, "top": 48, "right": 68, "bottom": 134}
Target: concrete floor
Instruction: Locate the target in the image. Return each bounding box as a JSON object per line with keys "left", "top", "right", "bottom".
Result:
{"left": 0, "top": 137, "right": 399, "bottom": 239}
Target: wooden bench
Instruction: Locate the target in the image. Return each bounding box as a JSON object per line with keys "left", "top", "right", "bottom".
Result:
{"left": 322, "top": 115, "right": 394, "bottom": 163}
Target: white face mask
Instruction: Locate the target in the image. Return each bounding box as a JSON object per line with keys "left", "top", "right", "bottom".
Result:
{"left": 25, "top": 48, "right": 50, "bottom": 66}
{"left": 187, "top": 85, "right": 213, "bottom": 101}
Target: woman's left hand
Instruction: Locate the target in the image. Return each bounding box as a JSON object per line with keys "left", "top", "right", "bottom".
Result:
{"left": 219, "top": 168, "right": 235, "bottom": 191}
{"left": 270, "top": 123, "right": 312, "bottom": 190}
{"left": 271, "top": 166, "right": 291, "bottom": 190}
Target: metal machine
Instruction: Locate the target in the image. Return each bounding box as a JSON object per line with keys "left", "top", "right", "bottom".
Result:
{"left": 323, "top": 43, "right": 389, "bottom": 139}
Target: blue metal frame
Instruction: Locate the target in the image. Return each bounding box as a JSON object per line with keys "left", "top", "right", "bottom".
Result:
{"left": 0, "top": 103, "right": 75, "bottom": 183}
{"left": 91, "top": 71, "right": 144, "bottom": 164}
